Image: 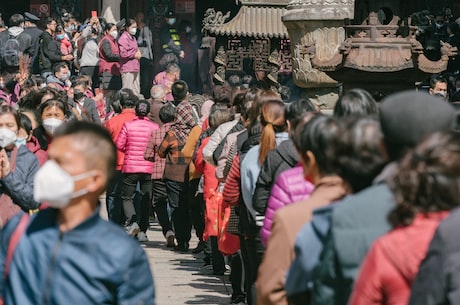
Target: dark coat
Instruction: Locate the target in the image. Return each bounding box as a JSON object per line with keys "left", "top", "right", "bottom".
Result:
{"left": 69, "top": 97, "right": 102, "bottom": 124}
{"left": 252, "top": 139, "right": 298, "bottom": 216}
{"left": 0, "top": 28, "right": 34, "bottom": 57}
{"left": 23, "top": 26, "right": 43, "bottom": 74}
{"left": 1, "top": 145, "right": 40, "bottom": 210}
{"left": 408, "top": 207, "right": 460, "bottom": 305}
{"left": 307, "top": 183, "right": 394, "bottom": 305}
{"left": 39, "top": 31, "right": 63, "bottom": 73}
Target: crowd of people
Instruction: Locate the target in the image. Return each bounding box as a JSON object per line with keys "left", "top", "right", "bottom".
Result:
{"left": 0, "top": 8, "right": 459, "bottom": 305}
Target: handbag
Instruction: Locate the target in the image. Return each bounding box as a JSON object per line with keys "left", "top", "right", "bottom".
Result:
{"left": 217, "top": 199, "right": 240, "bottom": 256}
{"left": 226, "top": 206, "right": 240, "bottom": 235}
{"left": 0, "top": 147, "right": 21, "bottom": 228}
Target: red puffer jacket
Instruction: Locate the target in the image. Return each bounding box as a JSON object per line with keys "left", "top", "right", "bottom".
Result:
{"left": 194, "top": 137, "right": 218, "bottom": 201}
{"left": 349, "top": 211, "right": 450, "bottom": 305}
{"left": 116, "top": 117, "right": 159, "bottom": 174}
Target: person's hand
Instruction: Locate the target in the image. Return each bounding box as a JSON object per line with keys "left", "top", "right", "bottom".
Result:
{"left": 90, "top": 16, "right": 99, "bottom": 25}
{"left": 0, "top": 149, "right": 11, "bottom": 179}
{"left": 135, "top": 50, "right": 142, "bottom": 60}
{"left": 179, "top": 50, "right": 185, "bottom": 59}
{"left": 63, "top": 54, "right": 74, "bottom": 61}
{"left": 72, "top": 31, "right": 81, "bottom": 41}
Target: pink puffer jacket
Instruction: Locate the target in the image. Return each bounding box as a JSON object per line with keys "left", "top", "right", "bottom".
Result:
{"left": 261, "top": 165, "right": 314, "bottom": 245}
{"left": 116, "top": 117, "right": 159, "bottom": 174}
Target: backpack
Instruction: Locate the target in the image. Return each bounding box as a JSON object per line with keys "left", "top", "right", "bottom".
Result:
{"left": 0, "top": 35, "right": 21, "bottom": 68}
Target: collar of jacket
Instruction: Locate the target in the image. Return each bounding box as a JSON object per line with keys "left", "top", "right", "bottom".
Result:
{"left": 121, "top": 108, "right": 135, "bottom": 114}
{"left": 310, "top": 176, "right": 350, "bottom": 203}
{"left": 38, "top": 206, "right": 102, "bottom": 236}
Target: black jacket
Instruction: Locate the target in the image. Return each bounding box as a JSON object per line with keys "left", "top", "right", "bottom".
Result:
{"left": 252, "top": 139, "right": 298, "bottom": 216}
{"left": 0, "top": 145, "right": 40, "bottom": 210}
{"left": 24, "top": 26, "right": 43, "bottom": 74}
{"left": 409, "top": 207, "right": 460, "bottom": 305}
{"left": 237, "top": 129, "right": 261, "bottom": 236}
{"left": 38, "top": 31, "right": 63, "bottom": 72}
{"left": 0, "top": 28, "right": 34, "bottom": 57}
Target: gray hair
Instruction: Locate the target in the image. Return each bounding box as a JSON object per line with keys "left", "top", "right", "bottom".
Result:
{"left": 150, "top": 85, "right": 166, "bottom": 100}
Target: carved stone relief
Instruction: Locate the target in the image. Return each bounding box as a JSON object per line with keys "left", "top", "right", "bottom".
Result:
{"left": 202, "top": 8, "right": 231, "bottom": 36}
{"left": 283, "top": 0, "right": 354, "bottom": 88}
{"left": 284, "top": 0, "right": 355, "bottom": 21}
{"left": 290, "top": 27, "right": 345, "bottom": 87}
{"left": 223, "top": 38, "right": 292, "bottom": 73}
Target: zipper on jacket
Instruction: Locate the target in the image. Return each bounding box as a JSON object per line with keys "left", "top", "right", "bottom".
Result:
{"left": 43, "top": 231, "right": 64, "bottom": 305}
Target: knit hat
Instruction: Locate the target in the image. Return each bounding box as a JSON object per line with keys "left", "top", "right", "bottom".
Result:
{"left": 379, "top": 90, "right": 457, "bottom": 149}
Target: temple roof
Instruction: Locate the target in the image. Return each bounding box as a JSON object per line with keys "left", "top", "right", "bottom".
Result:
{"left": 208, "top": 5, "right": 289, "bottom": 39}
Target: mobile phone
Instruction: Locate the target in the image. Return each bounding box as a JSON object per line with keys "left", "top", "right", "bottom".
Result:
{"left": 91, "top": 11, "right": 97, "bottom": 18}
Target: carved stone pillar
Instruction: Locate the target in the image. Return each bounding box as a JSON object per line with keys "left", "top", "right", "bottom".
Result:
{"left": 102, "top": 0, "right": 122, "bottom": 24}
{"left": 282, "top": 0, "right": 355, "bottom": 110}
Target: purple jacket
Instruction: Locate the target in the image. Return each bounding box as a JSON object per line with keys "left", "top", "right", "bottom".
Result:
{"left": 118, "top": 31, "right": 140, "bottom": 73}
{"left": 116, "top": 117, "right": 159, "bottom": 174}
{"left": 261, "top": 165, "right": 314, "bottom": 245}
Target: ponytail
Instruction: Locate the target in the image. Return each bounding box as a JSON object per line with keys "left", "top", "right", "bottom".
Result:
{"left": 258, "top": 99, "right": 287, "bottom": 165}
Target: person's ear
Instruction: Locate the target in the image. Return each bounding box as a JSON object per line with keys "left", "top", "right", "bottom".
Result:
{"left": 305, "top": 151, "right": 316, "bottom": 169}
{"left": 85, "top": 170, "right": 106, "bottom": 193}
{"left": 305, "top": 150, "right": 319, "bottom": 182}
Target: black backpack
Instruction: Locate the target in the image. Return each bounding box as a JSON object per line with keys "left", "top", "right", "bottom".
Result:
{"left": 0, "top": 35, "right": 21, "bottom": 68}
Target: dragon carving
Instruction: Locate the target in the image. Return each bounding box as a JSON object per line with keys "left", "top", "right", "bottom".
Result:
{"left": 202, "top": 8, "right": 231, "bottom": 36}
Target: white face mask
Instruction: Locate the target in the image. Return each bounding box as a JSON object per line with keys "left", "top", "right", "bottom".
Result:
{"left": 167, "top": 18, "right": 176, "bottom": 26}
{"left": 0, "top": 128, "right": 17, "bottom": 148}
{"left": 15, "top": 136, "right": 27, "bottom": 147}
{"left": 129, "top": 28, "right": 137, "bottom": 36}
{"left": 432, "top": 90, "right": 447, "bottom": 99}
{"left": 34, "top": 160, "right": 95, "bottom": 208}
{"left": 110, "top": 30, "right": 118, "bottom": 39}
{"left": 42, "top": 118, "right": 63, "bottom": 135}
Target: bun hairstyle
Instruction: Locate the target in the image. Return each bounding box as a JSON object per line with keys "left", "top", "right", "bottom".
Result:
{"left": 389, "top": 131, "right": 460, "bottom": 227}
{"left": 258, "top": 98, "right": 287, "bottom": 164}
{"left": 135, "top": 100, "right": 150, "bottom": 117}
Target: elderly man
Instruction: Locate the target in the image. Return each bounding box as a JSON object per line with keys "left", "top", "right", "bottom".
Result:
{"left": 149, "top": 84, "right": 167, "bottom": 125}
{"left": 0, "top": 121, "right": 156, "bottom": 305}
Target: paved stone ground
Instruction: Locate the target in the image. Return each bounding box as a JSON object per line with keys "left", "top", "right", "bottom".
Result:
{"left": 142, "top": 222, "right": 232, "bottom": 305}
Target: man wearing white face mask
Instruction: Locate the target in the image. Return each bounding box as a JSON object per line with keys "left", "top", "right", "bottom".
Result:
{"left": 429, "top": 75, "right": 449, "bottom": 101}
{"left": 118, "top": 18, "right": 143, "bottom": 99}
{"left": 159, "top": 11, "right": 184, "bottom": 62}
{"left": 0, "top": 121, "right": 156, "bottom": 305}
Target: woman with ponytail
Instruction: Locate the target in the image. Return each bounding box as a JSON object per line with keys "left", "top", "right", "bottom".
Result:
{"left": 241, "top": 98, "right": 288, "bottom": 227}
{"left": 239, "top": 97, "right": 289, "bottom": 303}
